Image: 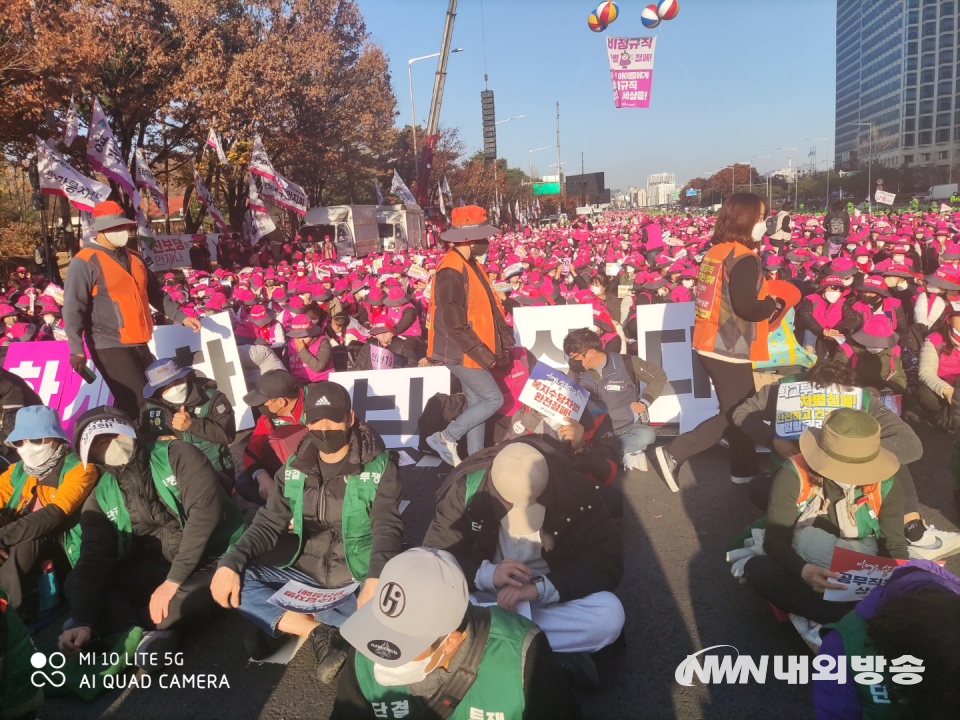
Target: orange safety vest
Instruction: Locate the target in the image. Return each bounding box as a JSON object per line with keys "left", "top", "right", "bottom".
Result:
{"left": 426, "top": 249, "right": 507, "bottom": 369}
{"left": 76, "top": 246, "right": 154, "bottom": 344}
{"left": 790, "top": 454, "right": 885, "bottom": 524}
{"left": 692, "top": 241, "right": 769, "bottom": 361}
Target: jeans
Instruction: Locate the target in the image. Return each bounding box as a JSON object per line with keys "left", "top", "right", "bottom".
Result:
{"left": 614, "top": 423, "right": 657, "bottom": 456}
{"left": 445, "top": 365, "right": 504, "bottom": 456}
{"left": 235, "top": 470, "right": 266, "bottom": 506}
{"left": 237, "top": 564, "right": 358, "bottom": 637}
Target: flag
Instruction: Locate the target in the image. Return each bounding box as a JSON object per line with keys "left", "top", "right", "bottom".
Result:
{"left": 36, "top": 136, "right": 110, "bottom": 211}
{"left": 390, "top": 170, "right": 417, "bottom": 205}
{"left": 438, "top": 180, "right": 446, "bottom": 218}
{"left": 62, "top": 97, "right": 79, "bottom": 148}
{"left": 247, "top": 172, "right": 276, "bottom": 242}
{"left": 440, "top": 175, "right": 453, "bottom": 205}
{"left": 134, "top": 147, "right": 168, "bottom": 214}
{"left": 250, "top": 133, "right": 285, "bottom": 188}
{"left": 86, "top": 98, "right": 146, "bottom": 225}
{"left": 79, "top": 210, "right": 96, "bottom": 244}
{"left": 941, "top": 202, "right": 951, "bottom": 213}
{"left": 193, "top": 163, "right": 229, "bottom": 230}
{"left": 206, "top": 128, "right": 229, "bottom": 164}
{"left": 375, "top": 181, "right": 384, "bottom": 205}
{"left": 261, "top": 171, "right": 307, "bottom": 215}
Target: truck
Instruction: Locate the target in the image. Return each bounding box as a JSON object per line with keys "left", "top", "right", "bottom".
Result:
{"left": 377, "top": 204, "right": 426, "bottom": 252}
{"left": 927, "top": 183, "right": 958, "bottom": 202}
{"left": 300, "top": 205, "right": 380, "bottom": 258}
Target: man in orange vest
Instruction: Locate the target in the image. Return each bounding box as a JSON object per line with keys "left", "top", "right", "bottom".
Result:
{"left": 426, "top": 206, "right": 514, "bottom": 466}
{"left": 63, "top": 200, "right": 201, "bottom": 425}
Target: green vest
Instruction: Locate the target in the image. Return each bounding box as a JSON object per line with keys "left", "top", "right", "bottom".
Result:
{"left": 828, "top": 610, "right": 904, "bottom": 720}
{"left": 0, "top": 588, "right": 43, "bottom": 719}
{"left": 3, "top": 454, "right": 85, "bottom": 567}
{"left": 281, "top": 450, "right": 389, "bottom": 580}
{"left": 146, "top": 389, "right": 234, "bottom": 474}
{"left": 793, "top": 468, "right": 892, "bottom": 540}
{"left": 354, "top": 606, "right": 530, "bottom": 720}
{"left": 93, "top": 441, "right": 248, "bottom": 561}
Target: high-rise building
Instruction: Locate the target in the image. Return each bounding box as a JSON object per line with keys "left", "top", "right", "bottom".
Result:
{"left": 836, "top": 0, "right": 959, "bottom": 173}
{"left": 647, "top": 173, "right": 677, "bottom": 205}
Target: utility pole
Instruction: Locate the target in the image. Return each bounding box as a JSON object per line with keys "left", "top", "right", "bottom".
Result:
{"left": 581, "top": 151, "right": 585, "bottom": 206}
{"left": 556, "top": 101, "right": 562, "bottom": 206}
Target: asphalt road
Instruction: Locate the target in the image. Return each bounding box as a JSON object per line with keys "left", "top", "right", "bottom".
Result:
{"left": 36, "top": 424, "right": 960, "bottom": 720}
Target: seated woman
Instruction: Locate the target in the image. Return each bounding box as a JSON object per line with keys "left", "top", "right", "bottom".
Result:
{"left": 839, "top": 316, "right": 907, "bottom": 394}
{"left": 742, "top": 409, "right": 909, "bottom": 625}
{"left": 916, "top": 307, "right": 960, "bottom": 431}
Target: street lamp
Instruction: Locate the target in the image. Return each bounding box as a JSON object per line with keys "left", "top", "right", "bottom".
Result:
{"left": 843, "top": 123, "right": 874, "bottom": 213}
{"left": 529, "top": 146, "right": 552, "bottom": 181}
{"left": 777, "top": 147, "right": 799, "bottom": 207}
{"left": 749, "top": 155, "right": 770, "bottom": 196}
{"left": 489, "top": 115, "right": 525, "bottom": 211}
{"left": 805, "top": 137, "right": 831, "bottom": 211}
{"left": 408, "top": 48, "right": 464, "bottom": 157}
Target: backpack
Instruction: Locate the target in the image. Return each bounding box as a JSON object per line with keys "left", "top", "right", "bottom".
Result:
{"left": 827, "top": 215, "right": 845, "bottom": 236}
{"left": 765, "top": 213, "right": 781, "bottom": 237}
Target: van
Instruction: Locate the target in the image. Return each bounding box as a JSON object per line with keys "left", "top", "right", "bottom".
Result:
{"left": 377, "top": 204, "right": 425, "bottom": 252}
{"left": 300, "top": 205, "right": 380, "bottom": 258}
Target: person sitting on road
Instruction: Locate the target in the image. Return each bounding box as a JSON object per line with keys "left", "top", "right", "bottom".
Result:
{"left": 209, "top": 382, "right": 402, "bottom": 684}
{"left": 286, "top": 313, "right": 334, "bottom": 383}
{"left": 349, "top": 320, "right": 422, "bottom": 371}
{"left": 59, "top": 407, "right": 248, "bottom": 669}
{"left": 0, "top": 407, "right": 98, "bottom": 615}
{"left": 141, "top": 358, "right": 236, "bottom": 492}
{"left": 0, "top": 368, "right": 43, "bottom": 460}
{"left": 836, "top": 316, "right": 907, "bottom": 395}
{"left": 237, "top": 369, "right": 308, "bottom": 505}
{"left": 0, "top": 586, "right": 43, "bottom": 720}
{"left": 235, "top": 320, "right": 287, "bottom": 386}
{"left": 742, "top": 409, "right": 909, "bottom": 625}
{"left": 917, "top": 306, "right": 960, "bottom": 431}
{"left": 423, "top": 439, "right": 625, "bottom": 691}
{"left": 331, "top": 547, "right": 581, "bottom": 720}
{"left": 562, "top": 328, "right": 667, "bottom": 474}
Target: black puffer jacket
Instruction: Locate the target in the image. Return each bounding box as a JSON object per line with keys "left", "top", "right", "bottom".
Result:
{"left": 0, "top": 368, "right": 43, "bottom": 448}
{"left": 423, "top": 436, "right": 623, "bottom": 602}
{"left": 219, "top": 421, "right": 402, "bottom": 588}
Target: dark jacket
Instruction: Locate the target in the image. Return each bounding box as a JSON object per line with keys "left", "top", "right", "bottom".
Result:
{"left": 423, "top": 437, "right": 623, "bottom": 602}
{"left": 349, "top": 336, "right": 422, "bottom": 371}
{"left": 143, "top": 376, "right": 236, "bottom": 449}
{"left": 0, "top": 368, "right": 43, "bottom": 448}
{"left": 794, "top": 295, "right": 862, "bottom": 340}
{"left": 66, "top": 438, "right": 224, "bottom": 630}
{"left": 219, "top": 421, "right": 402, "bottom": 586}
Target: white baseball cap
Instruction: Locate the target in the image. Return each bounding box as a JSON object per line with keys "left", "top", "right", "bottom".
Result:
{"left": 340, "top": 548, "right": 469, "bottom": 668}
{"left": 78, "top": 417, "right": 137, "bottom": 468}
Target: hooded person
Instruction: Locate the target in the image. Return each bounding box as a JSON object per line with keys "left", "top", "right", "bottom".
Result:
{"left": 58, "top": 406, "right": 248, "bottom": 669}
{"left": 426, "top": 206, "right": 515, "bottom": 467}
{"left": 331, "top": 547, "right": 581, "bottom": 720}
{"left": 141, "top": 358, "right": 237, "bottom": 490}
{"left": 0, "top": 406, "right": 98, "bottom": 613}
{"left": 742, "top": 408, "right": 909, "bottom": 625}
{"left": 209, "top": 381, "right": 403, "bottom": 684}
{"left": 350, "top": 320, "right": 423, "bottom": 372}
{"left": 423, "top": 439, "right": 625, "bottom": 692}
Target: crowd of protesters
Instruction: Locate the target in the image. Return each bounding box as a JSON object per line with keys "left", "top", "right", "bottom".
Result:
{"left": 0, "top": 195, "right": 959, "bottom": 719}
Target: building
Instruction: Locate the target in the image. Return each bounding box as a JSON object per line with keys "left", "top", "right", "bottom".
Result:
{"left": 564, "top": 172, "right": 611, "bottom": 205}
{"left": 836, "top": 0, "right": 960, "bottom": 173}
{"left": 647, "top": 173, "right": 677, "bottom": 206}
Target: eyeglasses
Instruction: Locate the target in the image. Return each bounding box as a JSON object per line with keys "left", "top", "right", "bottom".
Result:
{"left": 10, "top": 438, "right": 48, "bottom": 448}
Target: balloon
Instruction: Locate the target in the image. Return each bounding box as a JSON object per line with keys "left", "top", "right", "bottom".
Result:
{"left": 657, "top": 0, "right": 680, "bottom": 20}
{"left": 587, "top": 12, "right": 606, "bottom": 32}
{"left": 641, "top": 4, "right": 661, "bottom": 28}
{"left": 595, "top": 1, "right": 619, "bottom": 26}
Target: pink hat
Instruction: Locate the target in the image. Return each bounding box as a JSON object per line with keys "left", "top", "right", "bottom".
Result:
{"left": 367, "top": 287, "right": 386, "bottom": 306}
{"left": 8, "top": 322, "right": 35, "bottom": 341}
{"left": 384, "top": 285, "right": 410, "bottom": 307}
{"left": 852, "top": 315, "right": 898, "bottom": 349}
{"left": 369, "top": 319, "right": 396, "bottom": 335}
{"left": 285, "top": 313, "right": 321, "bottom": 338}
{"left": 857, "top": 275, "right": 890, "bottom": 296}
{"left": 249, "top": 304, "right": 275, "bottom": 327}
{"left": 819, "top": 275, "right": 846, "bottom": 289}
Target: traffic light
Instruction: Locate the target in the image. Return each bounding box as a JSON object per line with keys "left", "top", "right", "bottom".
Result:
{"left": 481, "top": 90, "right": 496, "bottom": 164}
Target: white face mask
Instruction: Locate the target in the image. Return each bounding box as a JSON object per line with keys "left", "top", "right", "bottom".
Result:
{"left": 104, "top": 435, "right": 137, "bottom": 466}
{"left": 846, "top": 244, "right": 857, "bottom": 252}
{"left": 867, "top": 347, "right": 886, "bottom": 355}
{"left": 751, "top": 221, "right": 767, "bottom": 243}
{"left": 856, "top": 256, "right": 869, "bottom": 264}
{"left": 17, "top": 439, "right": 56, "bottom": 468}
{"left": 590, "top": 285, "right": 603, "bottom": 296}
{"left": 842, "top": 277, "right": 854, "bottom": 287}
{"left": 824, "top": 290, "right": 842, "bottom": 304}
{"left": 43, "top": 315, "right": 56, "bottom": 325}
{"left": 372, "top": 639, "right": 447, "bottom": 687}
{"left": 102, "top": 229, "right": 130, "bottom": 248}
{"left": 892, "top": 255, "right": 905, "bottom": 264}
{"left": 928, "top": 286, "right": 942, "bottom": 295}
{"left": 162, "top": 382, "right": 188, "bottom": 406}
{"left": 681, "top": 279, "right": 695, "bottom": 288}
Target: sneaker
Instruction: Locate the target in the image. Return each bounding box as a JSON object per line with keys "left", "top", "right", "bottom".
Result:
{"left": 622, "top": 451, "right": 649, "bottom": 472}
{"left": 244, "top": 624, "right": 290, "bottom": 661}
{"left": 135, "top": 629, "right": 181, "bottom": 672}
{"left": 310, "top": 625, "right": 348, "bottom": 684}
{"left": 788, "top": 613, "right": 823, "bottom": 653}
{"left": 426, "top": 431, "right": 460, "bottom": 467}
{"left": 908, "top": 525, "right": 960, "bottom": 561}
{"left": 555, "top": 651, "right": 600, "bottom": 692}
{"left": 731, "top": 475, "right": 760, "bottom": 485}
{"left": 653, "top": 446, "right": 680, "bottom": 493}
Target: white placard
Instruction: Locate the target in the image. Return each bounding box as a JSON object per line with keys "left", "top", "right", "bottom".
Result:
{"left": 517, "top": 361, "right": 590, "bottom": 423}
{"left": 148, "top": 311, "right": 254, "bottom": 430}
{"left": 142, "top": 234, "right": 220, "bottom": 272}
{"left": 633, "top": 302, "right": 718, "bottom": 425}
{"left": 503, "top": 262, "right": 524, "bottom": 278}
{"left": 774, "top": 382, "right": 863, "bottom": 439}
{"left": 267, "top": 580, "right": 359, "bottom": 614}
{"left": 328, "top": 366, "right": 451, "bottom": 448}
{"left": 874, "top": 189, "right": 896, "bottom": 206}
{"left": 407, "top": 265, "right": 430, "bottom": 282}
{"left": 513, "top": 304, "right": 593, "bottom": 371}
{"left": 369, "top": 344, "right": 395, "bottom": 370}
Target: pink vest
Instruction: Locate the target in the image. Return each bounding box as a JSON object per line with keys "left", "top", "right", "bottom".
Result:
{"left": 808, "top": 294, "right": 845, "bottom": 329}
{"left": 670, "top": 285, "right": 693, "bottom": 303}
{"left": 386, "top": 303, "right": 422, "bottom": 337}
{"left": 494, "top": 348, "right": 531, "bottom": 417}
{"left": 287, "top": 336, "right": 331, "bottom": 383}
{"left": 930, "top": 334, "right": 960, "bottom": 385}
{"left": 258, "top": 321, "right": 282, "bottom": 345}
{"left": 852, "top": 297, "right": 902, "bottom": 330}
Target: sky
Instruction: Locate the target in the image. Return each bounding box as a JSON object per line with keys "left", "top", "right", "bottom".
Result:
{"left": 358, "top": 0, "right": 838, "bottom": 192}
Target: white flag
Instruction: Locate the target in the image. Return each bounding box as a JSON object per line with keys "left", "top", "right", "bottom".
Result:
{"left": 250, "top": 134, "right": 285, "bottom": 188}
{"left": 86, "top": 98, "right": 148, "bottom": 231}
{"left": 247, "top": 172, "right": 276, "bottom": 242}
{"left": 62, "top": 97, "right": 79, "bottom": 148}
{"left": 206, "top": 128, "right": 229, "bottom": 164}
{"left": 440, "top": 175, "right": 453, "bottom": 204}
{"left": 193, "top": 164, "right": 229, "bottom": 230}
{"left": 390, "top": 170, "right": 416, "bottom": 205}
{"left": 35, "top": 136, "right": 110, "bottom": 212}
{"left": 134, "top": 147, "right": 168, "bottom": 214}
{"left": 376, "top": 181, "right": 384, "bottom": 205}
{"left": 438, "top": 180, "right": 446, "bottom": 217}
{"left": 261, "top": 171, "right": 307, "bottom": 215}
{"left": 79, "top": 210, "right": 97, "bottom": 244}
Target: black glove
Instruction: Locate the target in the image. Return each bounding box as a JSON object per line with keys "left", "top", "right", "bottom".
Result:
{"left": 69, "top": 354, "right": 87, "bottom": 373}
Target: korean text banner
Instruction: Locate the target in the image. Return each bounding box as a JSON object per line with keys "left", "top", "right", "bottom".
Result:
{"left": 606, "top": 36, "right": 656, "bottom": 109}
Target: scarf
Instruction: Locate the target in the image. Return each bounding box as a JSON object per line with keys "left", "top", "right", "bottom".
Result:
{"left": 23, "top": 441, "right": 69, "bottom": 480}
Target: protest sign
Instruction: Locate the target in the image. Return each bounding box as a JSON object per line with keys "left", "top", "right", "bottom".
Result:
{"left": 407, "top": 264, "right": 431, "bottom": 282}
{"left": 369, "top": 344, "right": 395, "bottom": 370}
{"left": 517, "top": 362, "right": 589, "bottom": 423}
{"left": 774, "top": 382, "right": 863, "bottom": 439}
{"left": 142, "top": 234, "right": 219, "bottom": 272}
{"left": 605, "top": 262, "right": 620, "bottom": 276}
{"left": 268, "top": 580, "right": 359, "bottom": 614}
{"left": 606, "top": 36, "right": 657, "bottom": 109}
{"left": 513, "top": 304, "right": 593, "bottom": 371}
{"left": 149, "top": 312, "right": 254, "bottom": 430}
{"left": 43, "top": 284, "right": 64, "bottom": 305}
{"left": 823, "top": 548, "right": 909, "bottom": 602}
{"left": 617, "top": 285, "right": 631, "bottom": 298}
{"left": 492, "top": 282, "right": 512, "bottom": 293}
{"left": 632, "top": 302, "right": 718, "bottom": 430}
{"left": 329, "top": 366, "right": 451, "bottom": 448}
{"left": 874, "top": 189, "right": 896, "bottom": 206}
{"left": 503, "top": 262, "right": 524, "bottom": 278}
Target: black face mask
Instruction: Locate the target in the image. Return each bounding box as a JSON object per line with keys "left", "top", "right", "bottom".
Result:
{"left": 471, "top": 240, "right": 490, "bottom": 256}
{"left": 310, "top": 428, "right": 350, "bottom": 455}
{"left": 567, "top": 358, "right": 585, "bottom": 373}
